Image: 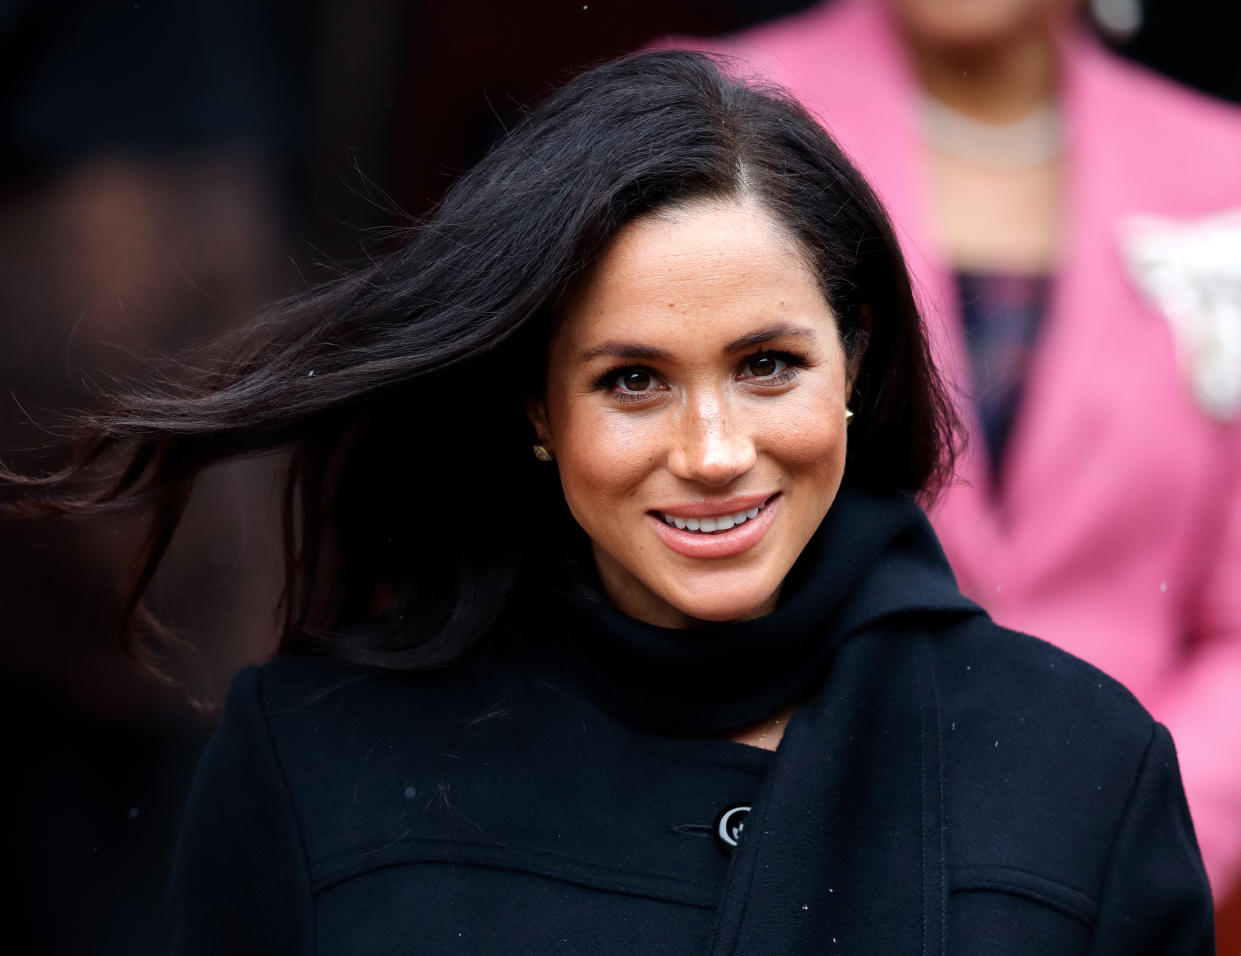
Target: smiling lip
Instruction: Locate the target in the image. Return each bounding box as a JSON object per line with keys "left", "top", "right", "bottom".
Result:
{"left": 647, "top": 493, "right": 781, "bottom": 559}
{"left": 653, "top": 492, "right": 773, "bottom": 520}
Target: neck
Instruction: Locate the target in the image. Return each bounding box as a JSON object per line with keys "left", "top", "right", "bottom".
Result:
{"left": 907, "top": 27, "right": 1059, "bottom": 123}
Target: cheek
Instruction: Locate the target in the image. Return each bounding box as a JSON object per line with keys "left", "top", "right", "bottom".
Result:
{"left": 758, "top": 386, "right": 847, "bottom": 478}
{"left": 548, "top": 397, "right": 659, "bottom": 527}
{"left": 764, "top": 410, "right": 841, "bottom": 463}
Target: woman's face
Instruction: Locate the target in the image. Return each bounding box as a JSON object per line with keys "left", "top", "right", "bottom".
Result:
{"left": 530, "top": 200, "right": 858, "bottom": 628}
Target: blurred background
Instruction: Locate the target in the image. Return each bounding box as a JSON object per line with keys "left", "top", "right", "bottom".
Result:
{"left": 1, "top": 1, "right": 1238, "bottom": 952}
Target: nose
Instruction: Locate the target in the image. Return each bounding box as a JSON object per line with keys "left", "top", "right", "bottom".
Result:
{"left": 666, "top": 393, "right": 757, "bottom": 487}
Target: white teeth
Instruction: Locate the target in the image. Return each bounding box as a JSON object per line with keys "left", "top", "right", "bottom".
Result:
{"left": 659, "top": 500, "right": 769, "bottom": 534}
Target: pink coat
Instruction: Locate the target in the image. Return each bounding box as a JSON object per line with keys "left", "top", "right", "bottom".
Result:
{"left": 670, "top": 0, "right": 1241, "bottom": 896}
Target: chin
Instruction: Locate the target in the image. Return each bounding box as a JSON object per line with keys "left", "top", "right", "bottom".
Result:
{"left": 896, "top": 0, "right": 1036, "bottom": 47}
{"left": 666, "top": 578, "right": 780, "bottom": 625}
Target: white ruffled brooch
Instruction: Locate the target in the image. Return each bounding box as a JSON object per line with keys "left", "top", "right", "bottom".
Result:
{"left": 1120, "top": 208, "right": 1241, "bottom": 421}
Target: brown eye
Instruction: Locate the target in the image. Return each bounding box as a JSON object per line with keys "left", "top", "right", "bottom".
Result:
{"left": 619, "top": 369, "right": 653, "bottom": 391}
{"left": 748, "top": 355, "right": 776, "bottom": 377}
{"left": 745, "top": 354, "right": 786, "bottom": 378}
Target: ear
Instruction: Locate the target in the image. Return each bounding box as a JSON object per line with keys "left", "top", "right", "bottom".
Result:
{"left": 845, "top": 305, "right": 872, "bottom": 397}
{"left": 524, "top": 395, "right": 552, "bottom": 446}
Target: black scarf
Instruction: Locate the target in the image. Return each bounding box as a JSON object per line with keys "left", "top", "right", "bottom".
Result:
{"left": 547, "top": 485, "right": 984, "bottom": 955}
{"left": 548, "top": 484, "right": 977, "bottom": 736}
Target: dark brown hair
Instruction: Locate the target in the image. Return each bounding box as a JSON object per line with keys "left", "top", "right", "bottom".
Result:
{"left": 8, "top": 50, "right": 958, "bottom": 673}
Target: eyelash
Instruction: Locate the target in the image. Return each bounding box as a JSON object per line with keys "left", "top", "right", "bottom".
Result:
{"left": 739, "top": 349, "right": 807, "bottom": 386}
{"left": 593, "top": 349, "right": 809, "bottom": 403}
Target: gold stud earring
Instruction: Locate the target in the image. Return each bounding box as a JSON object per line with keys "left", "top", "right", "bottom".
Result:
{"left": 532, "top": 443, "right": 554, "bottom": 462}
{"left": 845, "top": 407, "right": 855, "bottom": 424}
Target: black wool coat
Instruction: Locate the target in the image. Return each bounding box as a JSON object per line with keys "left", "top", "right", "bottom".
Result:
{"left": 166, "top": 493, "right": 1214, "bottom": 955}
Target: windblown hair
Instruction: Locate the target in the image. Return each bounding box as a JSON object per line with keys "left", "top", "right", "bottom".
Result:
{"left": 8, "top": 51, "right": 958, "bottom": 673}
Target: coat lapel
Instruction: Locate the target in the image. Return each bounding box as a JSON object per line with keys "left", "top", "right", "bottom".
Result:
{"left": 708, "top": 630, "right": 948, "bottom": 956}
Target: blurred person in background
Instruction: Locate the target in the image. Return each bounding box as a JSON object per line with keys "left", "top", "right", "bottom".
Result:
{"left": 675, "top": 0, "right": 1241, "bottom": 910}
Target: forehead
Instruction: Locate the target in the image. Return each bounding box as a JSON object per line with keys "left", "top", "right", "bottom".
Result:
{"left": 556, "top": 200, "right": 833, "bottom": 351}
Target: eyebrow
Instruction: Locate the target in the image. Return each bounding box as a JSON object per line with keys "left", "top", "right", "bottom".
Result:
{"left": 579, "top": 323, "right": 818, "bottom": 363}
{"left": 723, "top": 323, "right": 818, "bottom": 352}
{"left": 579, "top": 342, "right": 675, "bottom": 363}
